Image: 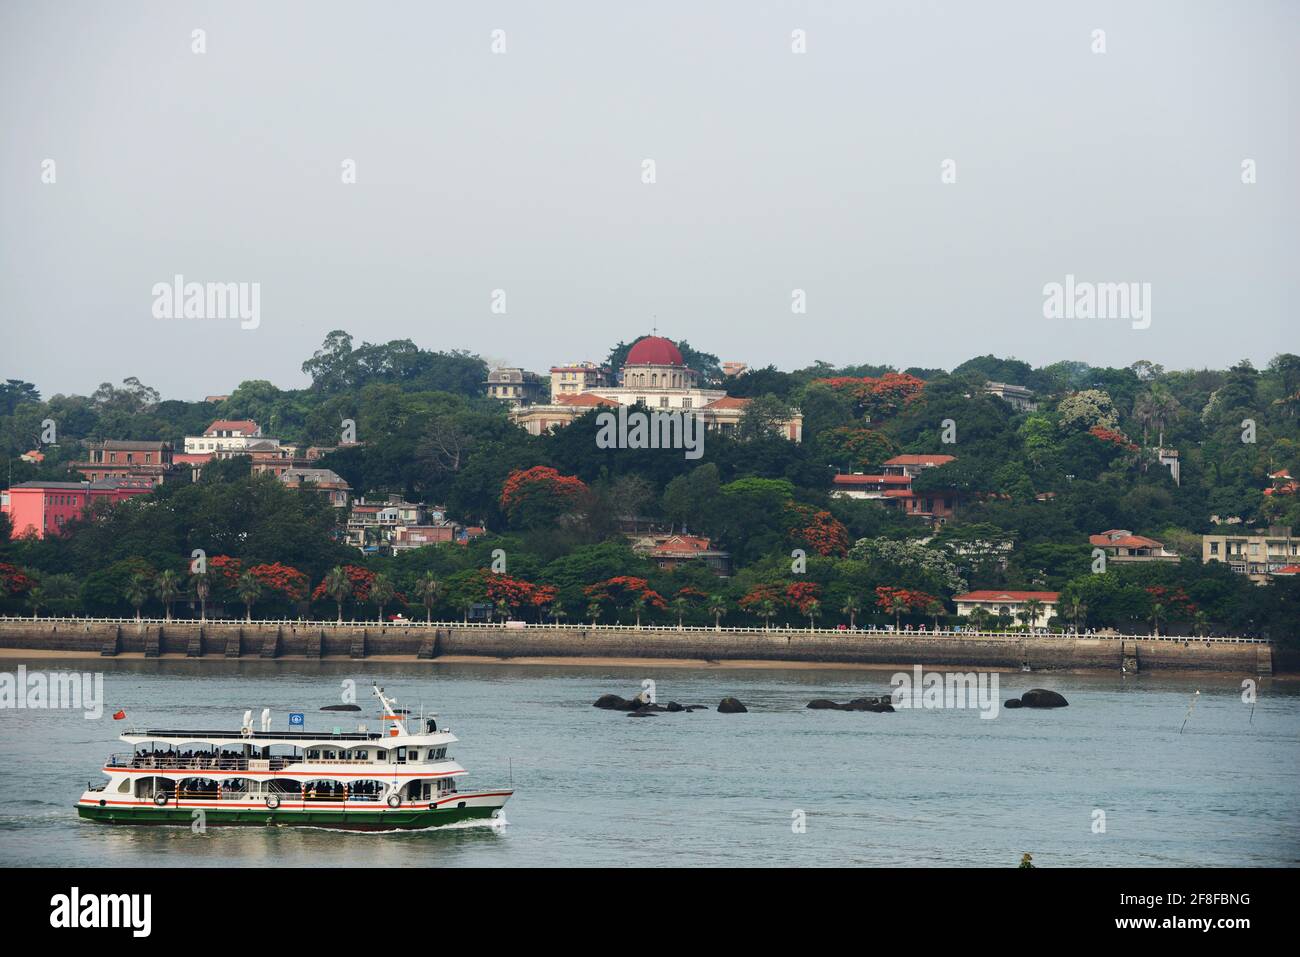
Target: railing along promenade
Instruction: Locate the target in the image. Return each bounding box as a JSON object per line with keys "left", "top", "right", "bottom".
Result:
{"left": 0, "top": 614, "right": 1270, "bottom": 644}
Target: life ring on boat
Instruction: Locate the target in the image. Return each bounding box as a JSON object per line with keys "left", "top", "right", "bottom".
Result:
{"left": 386, "top": 793, "right": 401, "bottom": 808}
{"left": 153, "top": 792, "right": 169, "bottom": 806}
{"left": 265, "top": 794, "right": 280, "bottom": 809}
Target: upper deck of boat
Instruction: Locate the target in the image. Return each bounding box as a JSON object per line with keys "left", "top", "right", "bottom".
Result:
{"left": 132, "top": 728, "right": 385, "bottom": 742}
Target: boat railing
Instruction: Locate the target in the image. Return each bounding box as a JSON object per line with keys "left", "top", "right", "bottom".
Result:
{"left": 108, "top": 754, "right": 303, "bottom": 772}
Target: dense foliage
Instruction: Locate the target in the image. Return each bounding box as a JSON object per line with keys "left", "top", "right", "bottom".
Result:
{"left": 2, "top": 340, "right": 1298, "bottom": 645}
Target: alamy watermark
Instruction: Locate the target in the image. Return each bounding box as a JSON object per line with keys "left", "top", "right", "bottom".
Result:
{"left": 1043, "top": 274, "right": 1150, "bottom": 330}
{"left": 890, "top": 665, "right": 1000, "bottom": 719}
{"left": 152, "top": 274, "right": 260, "bottom": 329}
{"left": 596, "top": 405, "right": 704, "bottom": 460}
{"left": 0, "top": 665, "right": 104, "bottom": 719}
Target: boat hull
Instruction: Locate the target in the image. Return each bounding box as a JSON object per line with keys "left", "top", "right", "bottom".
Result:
{"left": 76, "top": 794, "right": 510, "bottom": 831}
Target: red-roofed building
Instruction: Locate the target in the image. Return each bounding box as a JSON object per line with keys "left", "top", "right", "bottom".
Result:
{"left": 953, "top": 590, "right": 1060, "bottom": 628}
{"left": 511, "top": 335, "right": 803, "bottom": 441}
{"left": 882, "top": 454, "right": 956, "bottom": 477}
{"left": 184, "top": 419, "right": 277, "bottom": 454}
{"left": 635, "top": 534, "right": 732, "bottom": 575}
{"left": 830, "top": 474, "right": 912, "bottom": 500}
{"left": 1089, "top": 529, "right": 1180, "bottom": 562}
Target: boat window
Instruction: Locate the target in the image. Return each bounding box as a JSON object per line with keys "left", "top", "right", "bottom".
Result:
{"left": 408, "top": 749, "right": 420, "bottom": 761}
{"left": 355, "top": 750, "right": 368, "bottom": 760}
{"left": 117, "top": 779, "right": 130, "bottom": 793}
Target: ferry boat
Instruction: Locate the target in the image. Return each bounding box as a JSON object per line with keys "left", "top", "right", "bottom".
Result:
{"left": 76, "top": 685, "right": 512, "bottom": 830}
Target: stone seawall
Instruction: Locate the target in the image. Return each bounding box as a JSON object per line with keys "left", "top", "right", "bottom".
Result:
{"left": 0, "top": 620, "right": 1276, "bottom": 673}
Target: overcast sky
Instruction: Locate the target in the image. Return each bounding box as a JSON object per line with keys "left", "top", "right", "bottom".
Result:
{"left": 2, "top": 1, "right": 1296, "bottom": 400}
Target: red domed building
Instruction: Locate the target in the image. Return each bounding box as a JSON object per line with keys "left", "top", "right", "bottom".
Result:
{"left": 510, "top": 334, "right": 803, "bottom": 442}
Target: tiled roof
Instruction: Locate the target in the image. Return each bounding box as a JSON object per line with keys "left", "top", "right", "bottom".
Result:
{"left": 204, "top": 419, "right": 259, "bottom": 435}
{"left": 832, "top": 474, "right": 911, "bottom": 485}
{"left": 1090, "top": 533, "right": 1164, "bottom": 549}
{"left": 954, "top": 590, "right": 1060, "bottom": 603}
{"left": 702, "top": 396, "right": 750, "bottom": 410}
{"left": 883, "top": 454, "right": 956, "bottom": 466}
{"left": 556, "top": 393, "right": 619, "bottom": 408}
{"left": 651, "top": 535, "right": 714, "bottom": 556}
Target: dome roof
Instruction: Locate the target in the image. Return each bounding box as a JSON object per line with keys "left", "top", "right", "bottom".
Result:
{"left": 625, "top": 336, "right": 684, "bottom": 367}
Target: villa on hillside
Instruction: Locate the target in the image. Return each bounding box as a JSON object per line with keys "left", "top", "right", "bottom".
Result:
{"left": 1089, "top": 529, "right": 1180, "bottom": 562}
{"left": 831, "top": 453, "right": 958, "bottom": 523}
{"left": 952, "top": 590, "right": 1060, "bottom": 629}
{"left": 1202, "top": 525, "right": 1299, "bottom": 583}
{"left": 500, "top": 336, "right": 803, "bottom": 441}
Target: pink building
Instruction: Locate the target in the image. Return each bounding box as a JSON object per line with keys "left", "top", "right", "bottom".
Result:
{"left": 1, "top": 478, "right": 154, "bottom": 539}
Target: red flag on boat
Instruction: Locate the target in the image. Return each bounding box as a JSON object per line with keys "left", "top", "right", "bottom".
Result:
{"left": 112, "top": 709, "right": 126, "bottom": 720}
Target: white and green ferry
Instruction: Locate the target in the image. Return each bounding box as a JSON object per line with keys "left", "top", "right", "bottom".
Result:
{"left": 77, "top": 685, "right": 512, "bottom": 830}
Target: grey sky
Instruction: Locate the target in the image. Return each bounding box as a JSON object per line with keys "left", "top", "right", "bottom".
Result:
{"left": 2, "top": 0, "right": 1296, "bottom": 400}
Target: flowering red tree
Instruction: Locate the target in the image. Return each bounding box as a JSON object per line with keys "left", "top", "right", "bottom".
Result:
{"left": 815, "top": 373, "right": 925, "bottom": 421}
{"left": 206, "top": 555, "right": 243, "bottom": 597}
{"left": 785, "top": 581, "right": 821, "bottom": 615}
{"left": 313, "top": 565, "right": 376, "bottom": 603}
{"left": 248, "top": 563, "right": 310, "bottom": 602}
{"left": 0, "top": 563, "right": 35, "bottom": 596}
{"left": 500, "top": 466, "right": 589, "bottom": 529}
{"left": 584, "top": 576, "right": 666, "bottom": 623}
{"left": 1088, "top": 426, "right": 1138, "bottom": 452}
{"left": 786, "top": 504, "right": 849, "bottom": 556}
{"left": 875, "top": 586, "right": 938, "bottom": 628}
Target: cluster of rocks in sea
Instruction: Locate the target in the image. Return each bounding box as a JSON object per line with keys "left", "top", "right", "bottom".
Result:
{"left": 593, "top": 692, "right": 748, "bottom": 716}
{"left": 593, "top": 688, "right": 1069, "bottom": 716}
{"left": 806, "top": 696, "right": 895, "bottom": 713}
{"left": 1004, "top": 689, "right": 1069, "bottom": 709}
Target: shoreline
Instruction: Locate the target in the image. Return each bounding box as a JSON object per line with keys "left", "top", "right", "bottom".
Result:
{"left": 0, "top": 647, "right": 1289, "bottom": 680}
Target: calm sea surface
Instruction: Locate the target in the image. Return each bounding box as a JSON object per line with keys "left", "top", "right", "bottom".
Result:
{"left": 1, "top": 657, "right": 1297, "bottom": 867}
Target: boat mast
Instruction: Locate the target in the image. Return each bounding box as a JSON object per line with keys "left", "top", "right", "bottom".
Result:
{"left": 372, "top": 684, "right": 408, "bottom": 736}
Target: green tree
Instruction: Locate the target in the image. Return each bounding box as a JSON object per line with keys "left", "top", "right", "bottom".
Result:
{"left": 192, "top": 572, "right": 211, "bottom": 622}
{"left": 154, "top": 570, "right": 181, "bottom": 622}
{"left": 323, "top": 566, "right": 352, "bottom": 623}
{"left": 370, "top": 573, "right": 396, "bottom": 623}
{"left": 236, "top": 571, "right": 262, "bottom": 623}
{"left": 841, "top": 595, "right": 861, "bottom": 629}
{"left": 413, "top": 572, "right": 441, "bottom": 623}
{"left": 707, "top": 594, "right": 727, "bottom": 631}
{"left": 125, "top": 573, "right": 150, "bottom": 622}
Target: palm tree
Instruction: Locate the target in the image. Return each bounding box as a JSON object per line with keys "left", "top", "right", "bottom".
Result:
{"left": 925, "top": 599, "right": 945, "bottom": 631}
{"left": 1149, "top": 602, "right": 1166, "bottom": 638}
{"left": 463, "top": 599, "right": 475, "bottom": 623}
{"left": 192, "top": 572, "right": 211, "bottom": 622}
{"left": 671, "top": 596, "right": 689, "bottom": 630}
{"left": 586, "top": 601, "right": 602, "bottom": 626}
{"left": 369, "top": 573, "right": 396, "bottom": 623}
{"left": 550, "top": 606, "right": 568, "bottom": 627}
{"left": 236, "top": 571, "right": 262, "bottom": 623}
{"left": 154, "top": 570, "right": 181, "bottom": 622}
{"left": 1064, "top": 596, "right": 1087, "bottom": 633}
{"left": 1020, "top": 599, "right": 1044, "bottom": 632}
{"left": 969, "top": 606, "right": 991, "bottom": 633}
{"left": 841, "top": 595, "right": 861, "bottom": 629}
{"left": 707, "top": 595, "right": 727, "bottom": 632}
{"left": 26, "top": 584, "right": 45, "bottom": 620}
{"left": 493, "top": 599, "right": 510, "bottom": 623}
{"left": 805, "top": 599, "right": 821, "bottom": 632}
{"left": 323, "top": 566, "right": 352, "bottom": 624}
{"left": 630, "top": 596, "right": 647, "bottom": 628}
{"left": 412, "top": 573, "right": 441, "bottom": 624}
{"left": 1193, "top": 610, "right": 1210, "bottom": 637}
{"left": 757, "top": 598, "right": 777, "bottom": 631}
{"left": 125, "top": 573, "right": 149, "bottom": 622}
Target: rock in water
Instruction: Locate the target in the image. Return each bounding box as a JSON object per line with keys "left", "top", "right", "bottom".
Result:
{"left": 717, "top": 697, "right": 748, "bottom": 714}
{"left": 593, "top": 694, "right": 634, "bottom": 710}
{"left": 806, "top": 699, "right": 840, "bottom": 710}
{"left": 1018, "top": 689, "right": 1069, "bottom": 708}
{"left": 665, "top": 702, "right": 684, "bottom": 712}
{"left": 1003, "top": 698, "right": 1023, "bottom": 709}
